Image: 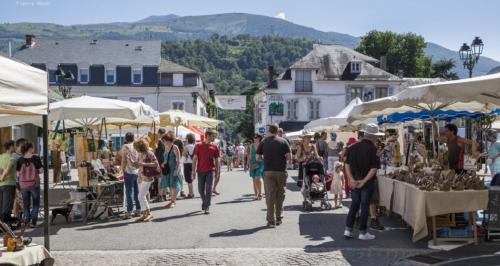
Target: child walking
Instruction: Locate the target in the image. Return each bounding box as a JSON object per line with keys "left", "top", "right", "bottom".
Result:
{"left": 330, "top": 161, "right": 344, "bottom": 208}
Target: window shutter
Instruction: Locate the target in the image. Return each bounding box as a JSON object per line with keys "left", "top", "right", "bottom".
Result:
{"left": 286, "top": 100, "right": 291, "bottom": 120}
{"left": 293, "top": 100, "right": 298, "bottom": 120}
{"left": 308, "top": 100, "right": 313, "bottom": 120}
{"left": 345, "top": 86, "right": 350, "bottom": 105}
{"left": 315, "top": 100, "right": 320, "bottom": 119}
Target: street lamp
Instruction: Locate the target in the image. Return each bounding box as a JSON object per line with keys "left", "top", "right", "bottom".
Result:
{"left": 459, "top": 37, "right": 484, "bottom": 78}
{"left": 55, "top": 65, "right": 74, "bottom": 98}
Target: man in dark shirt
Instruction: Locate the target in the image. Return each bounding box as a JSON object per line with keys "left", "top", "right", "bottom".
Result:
{"left": 154, "top": 128, "right": 166, "bottom": 201}
{"left": 344, "top": 124, "right": 383, "bottom": 240}
{"left": 257, "top": 124, "right": 291, "bottom": 228}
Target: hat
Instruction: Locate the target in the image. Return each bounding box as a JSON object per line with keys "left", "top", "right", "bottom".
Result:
{"left": 360, "top": 123, "right": 385, "bottom": 136}
{"left": 346, "top": 137, "right": 357, "bottom": 147}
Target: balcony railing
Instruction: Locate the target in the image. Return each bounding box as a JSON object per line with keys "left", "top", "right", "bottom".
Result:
{"left": 295, "top": 81, "right": 312, "bottom": 92}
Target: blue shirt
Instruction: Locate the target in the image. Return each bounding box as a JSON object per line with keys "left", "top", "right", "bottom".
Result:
{"left": 488, "top": 141, "right": 500, "bottom": 175}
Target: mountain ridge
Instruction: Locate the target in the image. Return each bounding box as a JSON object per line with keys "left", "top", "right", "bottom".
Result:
{"left": 1, "top": 12, "right": 498, "bottom": 78}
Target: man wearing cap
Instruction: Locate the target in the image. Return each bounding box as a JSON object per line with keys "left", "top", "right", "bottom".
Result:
{"left": 344, "top": 124, "right": 383, "bottom": 240}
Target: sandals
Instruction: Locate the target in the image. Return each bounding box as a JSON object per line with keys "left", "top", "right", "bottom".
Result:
{"left": 213, "top": 190, "right": 220, "bottom": 195}
{"left": 165, "top": 202, "right": 176, "bottom": 209}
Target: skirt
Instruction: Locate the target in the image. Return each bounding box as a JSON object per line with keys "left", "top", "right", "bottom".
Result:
{"left": 160, "top": 174, "right": 182, "bottom": 192}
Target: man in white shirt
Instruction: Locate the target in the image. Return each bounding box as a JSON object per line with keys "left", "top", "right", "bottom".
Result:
{"left": 237, "top": 144, "right": 246, "bottom": 168}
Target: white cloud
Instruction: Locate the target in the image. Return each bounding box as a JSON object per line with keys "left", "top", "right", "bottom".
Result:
{"left": 275, "top": 12, "right": 286, "bottom": 20}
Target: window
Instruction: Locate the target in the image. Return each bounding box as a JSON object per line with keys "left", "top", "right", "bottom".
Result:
{"left": 172, "top": 101, "right": 184, "bottom": 110}
{"left": 375, "top": 87, "right": 388, "bottom": 99}
{"left": 351, "top": 61, "right": 361, "bottom": 73}
{"left": 129, "top": 97, "right": 144, "bottom": 103}
{"left": 132, "top": 69, "right": 142, "bottom": 85}
{"left": 286, "top": 99, "right": 298, "bottom": 120}
{"left": 363, "top": 88, "right": 374, "bottom": 102}
{"left": 350, "top": 87, "right": 363, "bottom": 100}
{"left": 105, "top": 69, "right": 115, "bottom": 84}
{"left": 160, "top": 73, "right": 173, "bottom": 86}
{"left": 183, "top": 73, "right": 198, "bottom": 87}
{"left": 48, "top": 69, "right": 56, "bottom": 84}
{"left": 309, "top": 99, "right": 320, "bottom": 120}
{"left": 79, "top": 68, "right": 89, "bottom": 84}
{"left": 295, "top": 70, "right": 312, "bottom": 92}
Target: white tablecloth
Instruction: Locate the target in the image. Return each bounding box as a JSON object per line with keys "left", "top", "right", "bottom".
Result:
{"left": 378, "top": 176, "right": 488, "bottom": 242}
{"left": 0, "top": 243, "right": 52, "bottom": 266}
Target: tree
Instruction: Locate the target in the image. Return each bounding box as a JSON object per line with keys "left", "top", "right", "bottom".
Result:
{"left": 356, "top": 30, "right": 428, "bottom": 77}
{"left": 431, "top": 59, "right": 459, "bottom": 80}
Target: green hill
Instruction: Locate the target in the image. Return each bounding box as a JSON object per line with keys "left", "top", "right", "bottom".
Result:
{"left": 1, "top": 12, "right": 498, "bottom": 78}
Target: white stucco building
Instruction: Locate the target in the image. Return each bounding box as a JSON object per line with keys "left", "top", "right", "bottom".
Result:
{"left": 254, "top": 44, "right": 404, "bottom": 132}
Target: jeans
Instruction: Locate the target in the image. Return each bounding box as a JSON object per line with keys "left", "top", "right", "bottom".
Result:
{"left": 138, "top": 180, "right": 152, "bottom": 211}
{"left": 197, "top": 171, "right": 213, "bottom": 210}
{"left": 21, "top": 186, "right": 40, "bottom": 225}
{"left": 124, "top": 172, "right": 140, "bottom": 213}
{"left": 345, "top": 179, "right": 375, "bottom": 233}
{"left": 0, "top": 185, "right": 16, "bottom": 222}
{"left": 263, "top": 171, "right": 287, "bottom": 223}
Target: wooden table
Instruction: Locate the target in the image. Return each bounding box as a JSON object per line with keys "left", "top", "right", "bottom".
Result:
{"left": 378, "top": 176, "right": 488, "bottom": 244}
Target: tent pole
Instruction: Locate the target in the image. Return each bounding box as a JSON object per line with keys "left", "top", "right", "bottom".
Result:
{"left": 42, "top": 115, "right": 50, "bottom": 250}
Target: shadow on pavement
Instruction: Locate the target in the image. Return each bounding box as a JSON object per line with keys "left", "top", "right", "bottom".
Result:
{"left": 286, "top": 175, "right": 301, "bottom": 192}
{"left": 209, "top": 226, "right": 269, "bottom": 237}
{"left": 216, "top": 198, "right": 256, "bottom": 205}
{"left": 76, "top": 220, "right": 132, "bottom": 231}
{"left": 152, "top": 211, "right": 204, "bottom": 222}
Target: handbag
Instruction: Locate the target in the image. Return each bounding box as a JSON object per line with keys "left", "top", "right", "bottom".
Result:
{"left": 251, "top": 163, "right": 260, "bottom": 171}
{"left": 143, "top": 152, "right": 161, "bottom": 178}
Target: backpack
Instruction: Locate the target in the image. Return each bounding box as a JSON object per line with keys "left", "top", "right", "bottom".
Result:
{"left": 17, "top": 159, "right": 40, "bottom": 190}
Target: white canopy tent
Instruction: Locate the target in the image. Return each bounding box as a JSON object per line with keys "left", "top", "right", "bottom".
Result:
{"left": 304, "top": 97, "right": 376, "bottom": 132}
{"left": 0, "top": 56, "right": 48, "bottom": 115}
{"left": 0, "top": 55, "right": 50, "bottom": 248}
{"left": 159, "top": 109, "right": 221, "bottom": 128}
{"left": 49, "top": 95, "right": 152, "bottom": 122}
{"left": 347, "top": 73, "right": 500, "bottom": 123}
{"left": 285, "top": 130, "right": 305, "bottom": 141}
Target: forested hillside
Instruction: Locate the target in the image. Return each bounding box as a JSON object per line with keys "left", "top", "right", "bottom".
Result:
{"left": 161, "top": 35, "right": 314, "bottom": 141}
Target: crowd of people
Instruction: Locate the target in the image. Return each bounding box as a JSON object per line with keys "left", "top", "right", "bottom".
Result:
{"left": 1, "top": 120, "right": 498, "bottom": 241}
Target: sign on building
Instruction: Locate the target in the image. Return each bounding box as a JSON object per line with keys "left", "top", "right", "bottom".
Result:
{"left": 215, "top": 95, "right": 247, "bottom": 110}
{"left": 268, "top": 95, "right": 284, "bottom": 116}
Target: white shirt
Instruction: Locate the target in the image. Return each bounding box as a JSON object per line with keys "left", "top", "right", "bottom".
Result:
{"left": 122, "top": 143, "right": 139, "bottom": 175}
{"left": 237, "top": 145, "right": 245, "bottom": 155}
{"left": 184, "top": 143, "right": 195, "bottom": 164}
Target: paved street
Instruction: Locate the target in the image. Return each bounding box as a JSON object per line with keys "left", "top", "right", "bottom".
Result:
{"left": 28, "top": 168, "right": 431, "bottom": 265}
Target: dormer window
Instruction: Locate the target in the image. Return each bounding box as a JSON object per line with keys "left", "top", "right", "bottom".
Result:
{"left": 105, "top": 69, "right": 116, "bottom": 84}
{"left": 351, "top": 61, "right": 361, "bottom": 74}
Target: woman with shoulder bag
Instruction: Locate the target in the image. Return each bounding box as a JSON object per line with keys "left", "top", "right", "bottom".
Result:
{"left": 130, "top": 139, "right": 160, "bottom": 222}
{"left": 248, "top": 134, "right": 264, "bottom": 200}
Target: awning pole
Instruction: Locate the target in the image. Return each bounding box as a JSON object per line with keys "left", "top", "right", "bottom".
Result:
{"left": 42, "top": 115, "right": 50, "bottom": 250}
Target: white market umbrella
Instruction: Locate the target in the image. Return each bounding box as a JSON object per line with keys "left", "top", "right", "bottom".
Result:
{"left": 49, "top": 95, "right": 151, "bottom": 121}
{"left": 0, "top": 56, "right": 48, "bottom": 115}
{"left": 159, "top": 109, "right": 221, "bottom": 128}
{"left": 285, "top": 130, "right": 305, "bottom": 141}
{"left": 347, "top": 73, "right": 500, "bottom": 123}
{"left": 305, "top": 97, "right": 376, "bottom": 131}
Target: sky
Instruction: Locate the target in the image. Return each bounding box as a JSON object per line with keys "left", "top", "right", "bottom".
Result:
{"left": 3, "top": 0, "right": 500, "bottom": 61}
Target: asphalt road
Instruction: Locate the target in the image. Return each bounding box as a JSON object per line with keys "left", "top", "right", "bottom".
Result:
{"left": 29, "top": 168, "right": 431, "bottom": 265}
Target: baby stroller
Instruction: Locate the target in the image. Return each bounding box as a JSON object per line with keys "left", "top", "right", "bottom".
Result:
{"left": 302, "top": 160, "right": 332, "bottom": 211}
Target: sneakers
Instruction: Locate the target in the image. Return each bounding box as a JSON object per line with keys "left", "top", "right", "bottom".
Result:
{"left": 180, "top": 192, "right": 186, "bottom": 197}
{"left": 276, "top": 219, "right": 282, "bottom": 226}
{"left": 370, "top": 219, "right": 385, "bottom": 231}
{"left": 358, "top": 232, "right": 376, "bottom": 240}
{"left": 204, "top": 208, "right": 210, "bottom": 215}
{"left": 344, "top": 229, "right": 353, "bottom": 238}
{"left": 267, "top": 221, "right": 276, "bottom": 228}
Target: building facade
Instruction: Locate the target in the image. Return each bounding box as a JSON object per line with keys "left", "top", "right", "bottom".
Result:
{"left": 254, "top": 44, "right": 403, "bottom": 132}
{"left": 13, "top": 35, "right": 209, "bottom": 115}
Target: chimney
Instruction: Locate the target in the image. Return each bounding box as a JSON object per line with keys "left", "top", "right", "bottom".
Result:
{"left": 267, "top": 66, "right": 275, "bottom": 85}
{"left": 380, "top": 55, "right": 387, "bottom": 71}
{"left": 25, "top": 34, "right": 36, "bottom": 46}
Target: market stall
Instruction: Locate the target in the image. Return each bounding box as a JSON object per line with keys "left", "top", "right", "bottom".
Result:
{"left": 0, "top": 55, "right": 51, "bottom": 253}
{"left": 347, "top": 73, "right": 500, "bottom": 245}
{"left": 159, "top": 109, "right": 221, "bottom": 128}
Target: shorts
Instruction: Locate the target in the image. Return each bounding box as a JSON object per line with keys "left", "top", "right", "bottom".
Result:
{"left": 370, "top": 178, "right": 380, "bottom": 204}
{"left": 184, "top": 163, "right": 193, "bottom": 184}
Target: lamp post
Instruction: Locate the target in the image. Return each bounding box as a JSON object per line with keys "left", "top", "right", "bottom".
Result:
{"left": 459, "top": 37, "right": 484, "bottom": 78}
{"left": 55, "top": 64, "right": 74, "bottom": 98}
{"left": 459, "top": 37, "right": 484, "bottom": 147}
